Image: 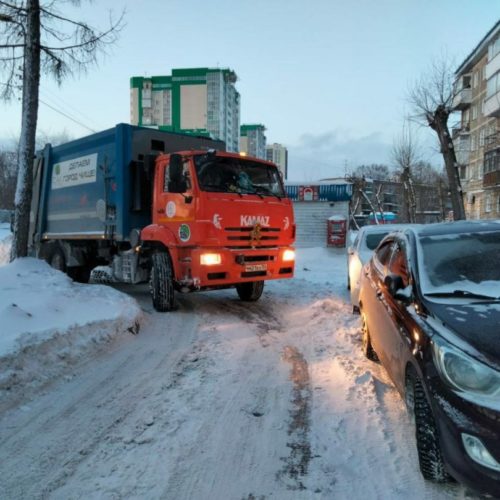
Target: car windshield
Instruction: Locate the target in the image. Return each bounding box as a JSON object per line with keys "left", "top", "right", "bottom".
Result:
{"left": 417, "top": 230, "right": 500, "bottom": 297}
{"left": 194, "top": 155, "right": 285, "bottom": 198}
{"left": 364, "top": 232, "right": 389, "bottom": 250}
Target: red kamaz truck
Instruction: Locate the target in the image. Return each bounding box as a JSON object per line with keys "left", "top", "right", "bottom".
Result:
{"left": 30, "top": 124, "right": 295, "bottom": 311}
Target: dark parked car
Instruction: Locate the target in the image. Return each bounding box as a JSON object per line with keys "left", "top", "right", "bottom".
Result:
{"left": 358, "top": 220, "right": 500, "bottom": 497}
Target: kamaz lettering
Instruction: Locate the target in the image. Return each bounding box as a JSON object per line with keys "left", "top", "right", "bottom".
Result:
{"left": 240, "top": 215, "right": 270, "bottom": 227}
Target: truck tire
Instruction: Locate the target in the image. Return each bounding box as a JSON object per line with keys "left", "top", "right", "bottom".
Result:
{"left": 68, "top": 266, "right": 91, "bottom": 284}
{"left": 236, "top": 281, "right": 264, "bottom": 302}
{"left": 46, "top": 245, "right": 66, "bottom": 273}
{"left": 150, "top": 252, "right": 175, "bottom": 312}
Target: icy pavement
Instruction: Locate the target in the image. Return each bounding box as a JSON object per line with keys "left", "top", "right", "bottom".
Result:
{"left": 0, "top": 233, "right": 485, "bottom": 498}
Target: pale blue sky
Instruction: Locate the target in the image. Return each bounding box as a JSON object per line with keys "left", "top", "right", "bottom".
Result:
{"left": 0, "top": 0, "right": 498, "bottom": 180}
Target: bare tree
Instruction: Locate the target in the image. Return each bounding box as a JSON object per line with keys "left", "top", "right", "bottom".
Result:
{"left": 392, "top": 122, "right": 419, "bottom": 223}
{"left": 347, "top": 175, "right": 381, "bottom": 225}
{"left": 408, "top": 57, "right": 466, "bottom": 220}
{"left": 352, "top": 163, "right": 391, "bottom": 181}
{"left": 0, "top": 0, "right": 124, "bottom": 260}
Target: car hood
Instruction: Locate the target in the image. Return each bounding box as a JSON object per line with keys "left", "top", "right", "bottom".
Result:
{"left": 424, "top": 300, "right": 500, "bottom": 362}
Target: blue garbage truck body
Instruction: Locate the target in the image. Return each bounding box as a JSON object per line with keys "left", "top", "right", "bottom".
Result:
{"left": 30, "top": 123, "right": 224, "bottom": 281}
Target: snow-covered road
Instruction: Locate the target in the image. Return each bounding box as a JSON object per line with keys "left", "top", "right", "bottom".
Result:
{"left": 0, "top": 248, "right": 482, "bottom": 499}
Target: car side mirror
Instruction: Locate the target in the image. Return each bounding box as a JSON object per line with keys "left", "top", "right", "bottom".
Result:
{"left": 384, "top": 274, "right": 412, "bottom": 304}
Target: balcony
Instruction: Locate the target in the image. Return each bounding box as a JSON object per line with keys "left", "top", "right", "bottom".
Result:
{"left": 452, "top": 88, "right": 472, "bottom": 110}
{"left": 484, "top": 132, "right": 500, "bottom": 153}
{"left": 484, "top": 92, "right": 500, "bottom": 118}
{"left": 453, "top": 132, "right": 470, "bottom": 165}
{"left": 452, "top": 124, "right": 470, "bottom": 139}
{"left": 484, "top": 170, "right": 500, "bottom": 187}
{"left": 456, "top": 149, "right": 470, "bottom": 165}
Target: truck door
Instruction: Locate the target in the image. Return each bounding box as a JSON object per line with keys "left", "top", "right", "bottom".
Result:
{"left": 154, "top": 157, "right": 195, "bottom": 231}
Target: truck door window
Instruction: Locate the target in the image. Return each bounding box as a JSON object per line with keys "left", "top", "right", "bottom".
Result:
{"left": 163, "top": 161, "right": 191, "bottom": 192}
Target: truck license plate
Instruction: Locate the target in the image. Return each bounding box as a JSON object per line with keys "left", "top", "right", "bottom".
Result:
{"left": 245, "top": 264, "right": 267, "bottom": 272}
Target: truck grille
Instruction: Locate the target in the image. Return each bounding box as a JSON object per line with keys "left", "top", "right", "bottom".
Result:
{"left": 224, "top": 226, "right": 280, "bottom": 248}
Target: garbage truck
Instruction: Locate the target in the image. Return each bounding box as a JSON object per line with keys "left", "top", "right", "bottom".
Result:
{"left": 29, "top": 123, "right": 296, "bottom": 311}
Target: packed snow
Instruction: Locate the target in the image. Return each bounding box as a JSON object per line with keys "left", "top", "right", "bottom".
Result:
{"left": 0, "top": 227, "right": 141, "bottom": 407}
{"left": 0, "top": 227, "right": 486, "bottom": 498}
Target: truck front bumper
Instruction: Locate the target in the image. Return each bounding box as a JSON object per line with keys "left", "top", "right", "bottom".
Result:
{"left": 177, "top": 246, "right": 295, "bottom": 290}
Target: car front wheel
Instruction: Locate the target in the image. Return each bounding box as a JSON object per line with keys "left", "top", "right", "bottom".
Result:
{"left": 360, "top": 311, "right": 378, "bottom": 362}
{"left": 407, "top": 373, "right": 450, "bottom": 482}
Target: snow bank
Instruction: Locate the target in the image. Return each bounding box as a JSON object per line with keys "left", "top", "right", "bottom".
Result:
{"left": 0, "top": 257, "right": 142, "bottom": 406}
{"left": 0, "top": 223, "right": 11, "bottom": 265}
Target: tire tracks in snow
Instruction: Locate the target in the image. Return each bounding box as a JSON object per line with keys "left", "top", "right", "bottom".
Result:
{"left": 202, "top": 294, "right": 315, "bottom": 493}
{"left": 277, "top": 345, "right": 313, "bottom": 491}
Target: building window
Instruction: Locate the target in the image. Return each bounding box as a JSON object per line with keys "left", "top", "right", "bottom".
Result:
{"left": 485, "top": 194, "right": 492, "bottom": 213}
{"left": 489, "top": 37, "right": 500, "bottom": 61}
{"left": 487, "top": 72, "right": 500, "bottom": 98}
{"left": 471, "top": 104, "right": 478, "bottom": 120}
{"left": 471, "top": 134, "right": 477, "bottom": 151}
{"left": 463, "top": 108, "right": 469, "bottom": 125}
{"left": 479, "top": 128, "right": 485, "bottom": 147}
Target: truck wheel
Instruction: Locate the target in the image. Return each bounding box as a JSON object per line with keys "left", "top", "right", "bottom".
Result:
{"left": 150, "top": 252, "right": 175, "bottom": 312}
{"left": 47, "top": 245, "right": 66, "bottom": 273}
{"left": 68, "top": 266, "right": 91, "bottom": 284}
{"left": 236, "top": 281, "right": 264, "bottom": 302}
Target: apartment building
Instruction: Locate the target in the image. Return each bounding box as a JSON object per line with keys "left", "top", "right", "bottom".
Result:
{"left": 130, "top": 68, "right": 240, "bottom": 152}
{"left": 453, "top": 21, "right": 500, "bottom": 219}
{"left": 239, "top": 124, "right": 266, "bottom": 159}
{"left": 266, "top": 143, "right": 288, "bottom": 179}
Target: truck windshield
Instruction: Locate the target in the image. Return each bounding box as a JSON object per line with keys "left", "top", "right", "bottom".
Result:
{"left": 194, "top": 155, "right": 286, "bottom": 198}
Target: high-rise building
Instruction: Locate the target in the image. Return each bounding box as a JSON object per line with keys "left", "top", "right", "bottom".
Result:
{"left": 239, "top": 124, "right": 266, "bottom": 159}
{"left": 452, "top": 21, "right": 500, "bottom": 219}
{"left": 266, "top": 143, "right": 288, "bottom": 179}
{"left": 130, "top": 68, "right": 240, "bottom": 152}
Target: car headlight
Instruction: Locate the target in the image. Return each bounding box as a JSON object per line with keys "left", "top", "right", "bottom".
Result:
{"left": 432, "top": 340, "right": 500, "bottom": 398}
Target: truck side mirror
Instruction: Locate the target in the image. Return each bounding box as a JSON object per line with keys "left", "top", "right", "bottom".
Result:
{"left": 168, "top": 154, "right": 187, "bottom": 193}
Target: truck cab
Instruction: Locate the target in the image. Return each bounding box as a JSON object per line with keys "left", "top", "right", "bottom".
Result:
{"left": 141, "top": 150, "right": 295, "bottom": 311}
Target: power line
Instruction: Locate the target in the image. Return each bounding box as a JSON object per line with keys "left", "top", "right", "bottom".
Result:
{"left": 39, "top": 99, "right": 97, "bottom": 133}
{"left": 0, "top": 81, "right": 97, "bottom": 133}
{"left": 40, "top": 86, "right": 96, "bottom": 126}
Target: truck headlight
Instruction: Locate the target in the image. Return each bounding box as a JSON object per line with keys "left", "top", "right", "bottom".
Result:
{"left": 282, "top": 249, "right": 295, "bottom": 262}
{"left": 432, "top": 340, "right": 500, "bottom": 397}
{"left": 200, "top": 253, "right": 221, "bottom": 266}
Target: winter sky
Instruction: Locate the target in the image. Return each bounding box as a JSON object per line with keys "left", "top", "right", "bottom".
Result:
{"left": 0, "top": 0, "right": 497, "bottom": 180}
